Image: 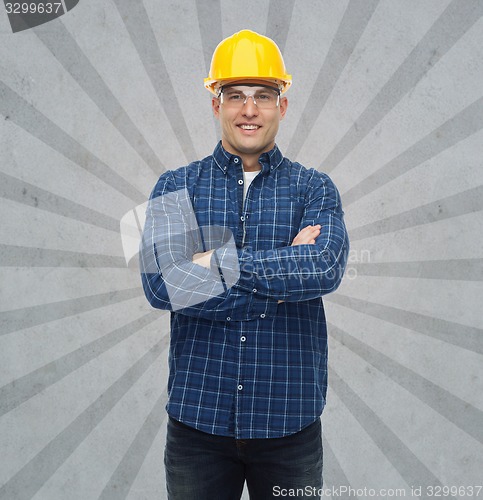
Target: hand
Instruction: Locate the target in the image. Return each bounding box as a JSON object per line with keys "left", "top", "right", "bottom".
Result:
{"left": 192, "top": 250, "right": 215, "bottom": 269}
{"left": 279, "top": 225, "right": 321, "bottom": 304}
{"left": 291, "top": 225, "right": 321, "bottom": 246}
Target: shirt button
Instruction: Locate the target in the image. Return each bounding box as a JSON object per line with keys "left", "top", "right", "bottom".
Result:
{"left": 234, "top": 158, "right": 239, "bottom": 163}
{"left": 226, "top": 317, "right": 231, "bottom": 321}
{"left": 240, "top": 216, "right": 245, "bottom": 221}
{"left": 252, "top": 288, "right": 257, "bottom": 293}
{"left": 241, "top": 336, "right": 246, "bottom": 342}
{"left": 260, "top": 313, "right": 266, "bottom": 319}
{"left": 237, "top": 384, "right": 243, "bottom": 391}
{"left": 238, "top": 179, "right": 243, "bottom": 185}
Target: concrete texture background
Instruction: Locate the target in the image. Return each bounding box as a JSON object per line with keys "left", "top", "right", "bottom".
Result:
{"left": 1, "top": 0, "right": 482, "bottom": 498}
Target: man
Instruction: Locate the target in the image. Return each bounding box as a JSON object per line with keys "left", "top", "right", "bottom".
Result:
{"left": 140, "top": 29, "right": 349, "bottom": 500}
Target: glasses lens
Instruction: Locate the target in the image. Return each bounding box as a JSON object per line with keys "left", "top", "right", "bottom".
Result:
{"left": 221, "top": 87, "right": 279, "bottom": 109}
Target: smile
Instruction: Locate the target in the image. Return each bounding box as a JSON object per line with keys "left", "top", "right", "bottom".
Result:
{"left": 238, "top": 124, "right": 260, "bottom": 130}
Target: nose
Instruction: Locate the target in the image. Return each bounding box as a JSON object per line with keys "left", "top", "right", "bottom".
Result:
{"left": 242, "top": 96, "right": 259, "bottom": 117}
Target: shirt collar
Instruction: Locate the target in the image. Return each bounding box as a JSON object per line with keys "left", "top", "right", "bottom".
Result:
{"left": 212, "top": 141, "right": 284, "bottom": 175}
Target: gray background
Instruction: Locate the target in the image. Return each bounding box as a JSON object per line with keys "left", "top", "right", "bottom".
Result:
{"left": 1, "top": 0, "right": 482, "bottom": 499}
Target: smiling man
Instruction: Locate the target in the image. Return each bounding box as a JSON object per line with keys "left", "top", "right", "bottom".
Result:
{"left": 140, "top": 30, "right": 349, "bottom": 500}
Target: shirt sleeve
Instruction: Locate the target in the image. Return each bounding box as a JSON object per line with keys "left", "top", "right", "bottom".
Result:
{"left": 215, "top": 170, "right": 350, "bottom": 302}
{"left": 140, "top": 172, "right": 276, "bottom": 321}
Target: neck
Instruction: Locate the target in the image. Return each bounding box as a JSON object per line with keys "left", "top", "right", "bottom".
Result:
{"left": 241, "top": 154, "right": 262, "bottom": 172}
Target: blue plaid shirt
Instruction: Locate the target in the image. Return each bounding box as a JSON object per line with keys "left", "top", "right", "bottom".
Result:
{"left": 141, "top": 142, "right": 349, "bottom": 439}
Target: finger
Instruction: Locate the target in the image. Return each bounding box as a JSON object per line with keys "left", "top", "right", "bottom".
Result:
{"left": 299, "top": 226, "right": 316, "bottom": 235}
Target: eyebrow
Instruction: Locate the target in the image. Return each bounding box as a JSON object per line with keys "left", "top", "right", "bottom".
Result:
{"left": 221, "top": 84, "right": 280, "bottom": 93}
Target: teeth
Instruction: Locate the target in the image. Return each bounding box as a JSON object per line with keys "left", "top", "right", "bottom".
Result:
{"left": 240, "top": 125, "right": 259, "bottom": 130}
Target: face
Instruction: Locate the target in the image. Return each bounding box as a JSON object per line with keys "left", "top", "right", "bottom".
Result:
{"left": 212, "top": 80, "right": 288, "bottom": 160}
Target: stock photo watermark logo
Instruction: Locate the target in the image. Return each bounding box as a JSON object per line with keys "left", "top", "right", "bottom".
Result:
{"left": 120, "top": 189, "right": 240, "bottom": 311}
{"left": 120, "top": 189, "right": 350, "bottom": 310}
{"left": 3, "top": 0, "right": 79, "bottom": 33}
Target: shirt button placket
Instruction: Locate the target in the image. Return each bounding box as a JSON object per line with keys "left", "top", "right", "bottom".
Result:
{"left": 237, "top": 323, "right": 246, "bottom": 426}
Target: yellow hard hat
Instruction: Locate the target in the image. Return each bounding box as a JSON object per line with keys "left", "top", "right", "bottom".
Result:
{"left": 204, "top": 29, "right": 292, "bottom": 95}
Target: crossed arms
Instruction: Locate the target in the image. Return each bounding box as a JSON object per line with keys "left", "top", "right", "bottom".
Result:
{"left": 140, "top": 172, "right": 349, "bottom": 320}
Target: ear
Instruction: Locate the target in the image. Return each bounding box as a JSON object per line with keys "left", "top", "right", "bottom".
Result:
{"left": 279, "top": 97, "right": 288, "bottom": 120}
{"left": 212, "top": 97, "right": 221, "bottom": 118}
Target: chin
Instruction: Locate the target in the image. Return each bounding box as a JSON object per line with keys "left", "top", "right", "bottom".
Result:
{"left": 238, "top": 140, "right": 272, "bottom": 154}
{"left": 239, "top": 146, "right": 267, "bottom": 155}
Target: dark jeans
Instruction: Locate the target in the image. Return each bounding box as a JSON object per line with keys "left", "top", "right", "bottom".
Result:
{"left": 165, "top": 417, "right": 323, "bottom": 500}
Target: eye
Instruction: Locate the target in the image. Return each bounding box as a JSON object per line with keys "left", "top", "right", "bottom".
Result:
{"left": 226, "top": 92, "right": 242, "bottom": 101}
{"left": 255, "top": 92, "right": 275, "bottom": 102}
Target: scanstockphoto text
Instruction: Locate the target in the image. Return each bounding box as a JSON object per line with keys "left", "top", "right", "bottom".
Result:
{"left": 120, "top": 193, "right": 365, "bottom": 282}
{"left": 272, "top": 484, "right": 483, "bottom": 497}
{"left": 137, "top": 234, "right": 369, "bottom": 283}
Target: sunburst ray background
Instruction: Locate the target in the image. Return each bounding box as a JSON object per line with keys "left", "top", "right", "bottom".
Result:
{"left": 1, "top": 1, "right": 482, "bottom": 499}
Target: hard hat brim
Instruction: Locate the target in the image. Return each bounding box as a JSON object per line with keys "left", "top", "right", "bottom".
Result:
{"left": 204, "top": 76, "right": 292, "bottom": 95}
